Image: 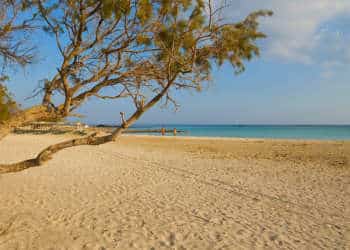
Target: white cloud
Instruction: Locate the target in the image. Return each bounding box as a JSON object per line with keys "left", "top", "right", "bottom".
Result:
{"left": 218, "top": 0, "right": 350, "bottom": 65}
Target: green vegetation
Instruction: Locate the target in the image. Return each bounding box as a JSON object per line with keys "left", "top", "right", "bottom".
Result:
{"left": 0, "top": 84, "right": 18, "bottom": 121}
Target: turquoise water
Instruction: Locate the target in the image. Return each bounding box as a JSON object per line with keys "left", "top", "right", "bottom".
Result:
{"left": 130, "top": 125, "right": 350, "bottom": 140}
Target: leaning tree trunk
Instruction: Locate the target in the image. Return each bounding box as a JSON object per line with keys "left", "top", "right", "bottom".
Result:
{"left": 0, "top": 104, "right": 145, "bottom": 174}
{"left": 0, "top": 82, "right": 171, "bottom": 174}
{"left": 0, "top": 105, "right": 147, "bottom": 174}
{"left": 0, "top": 126, "right": 124, "bottom": 174}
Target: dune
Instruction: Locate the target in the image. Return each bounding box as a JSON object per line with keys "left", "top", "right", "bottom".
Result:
{"left": 0, "top": 134, "right": 349, "bottom": 249}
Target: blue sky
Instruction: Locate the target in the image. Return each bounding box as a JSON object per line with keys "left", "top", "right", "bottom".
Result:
{"left": 6, "top": 0, "right": 350, "bottom": 125}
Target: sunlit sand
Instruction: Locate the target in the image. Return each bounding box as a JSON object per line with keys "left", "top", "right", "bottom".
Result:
{"left": 0, "top": 134, "right": 349, "bottom": 249}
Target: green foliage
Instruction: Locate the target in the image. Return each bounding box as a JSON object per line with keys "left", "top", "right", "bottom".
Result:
{"left": 99, "top": 0, "right": 131, "bottom": 18}
{"left": 0, "top": 0, "right": 34, "bottom": 67}
{"left": 77, "top": 0, "right": 271, "bottom": 79}
{"left": 0, "top": 85, "right": 18, "bottom": 121}
{"left": 133, "top": 1, "right": 271, "bottom": 79}
{"left": 188, "top": 6, "right": 205, "bottom": 30}
{"left": 137, "top": 0, "right": 153, "bottom": 24}
{"left": 93, "top": 0, "right": 271, "bottom": 94}
{"left": 136, "top": 34, "right": 151, "bottom": 46}
{"left": 25, "top": 0, "right": 272, "bottom": 115}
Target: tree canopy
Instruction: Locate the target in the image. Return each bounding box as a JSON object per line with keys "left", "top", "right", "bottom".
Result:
{"left": 0, "top": 0, "right": 35, "bottom": 122}
{"left": 19, "top": 0, "right": 271, "bottom": 121}
{"left": 0, "top": 0, "right": 272, "bottom": 173}
{"left": 0, "top": 0, "right": 34, "bottom": 71}
{"left": 0, "top": 84, "right": 18, "bottom": 121}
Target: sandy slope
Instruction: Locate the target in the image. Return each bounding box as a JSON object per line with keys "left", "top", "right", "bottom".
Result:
{"left": 0, "top": 134, "right": 349, "bottom": 249}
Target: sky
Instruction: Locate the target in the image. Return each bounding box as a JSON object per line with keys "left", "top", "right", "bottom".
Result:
{"left": 6, "top": 0, "right": 350, "bottom": 125}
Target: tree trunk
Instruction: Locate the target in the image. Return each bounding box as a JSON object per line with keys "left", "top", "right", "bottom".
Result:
{"left": 0, "top": 101, "right": 137, "bottom": 174}
{"left": 0, "top": 129, "right": 123, "bottom": 174}
{"left": 0, "top": 81, "right": 172, "bottom": 174}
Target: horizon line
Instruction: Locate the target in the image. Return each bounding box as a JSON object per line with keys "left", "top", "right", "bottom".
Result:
{"left": 87, "top": 122, "right": 350, "bottom": 126}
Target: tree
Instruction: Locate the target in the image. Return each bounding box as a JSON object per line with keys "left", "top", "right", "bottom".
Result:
{"left": 0, "top": 84, "right": 19, "bottom": 121}
{"left": 0, "top": 0, "right": 34, "bottom": 68}
{"left": 0, "top": 0, "right": 34, "bottom": 136}
{"left": 0, "top": 0, "right": 272, "bottom": 174}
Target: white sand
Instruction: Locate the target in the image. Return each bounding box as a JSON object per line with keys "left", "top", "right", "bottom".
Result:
{"left": 0, "top": 134, "right": 349, "bottom": 249}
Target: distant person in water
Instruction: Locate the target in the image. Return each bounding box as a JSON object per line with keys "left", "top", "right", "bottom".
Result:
{"left": 173, "top": 128, "right": 177, "bottom": 136}
{"left": 161, "top": 127, "right": 165, "bottom": 136}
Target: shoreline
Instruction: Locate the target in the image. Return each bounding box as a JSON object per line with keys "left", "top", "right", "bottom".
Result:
{"left": 12, "top": 130, "right": 350, "bottom": 143}
{"left": 120, "top": 133, "right": 350, "bottom": 143}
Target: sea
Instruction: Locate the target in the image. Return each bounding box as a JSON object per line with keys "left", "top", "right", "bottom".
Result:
{"left": 125, "top": 124, "right": 350, "bottom": 140}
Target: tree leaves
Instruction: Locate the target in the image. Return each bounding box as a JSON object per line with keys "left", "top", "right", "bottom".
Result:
{"left": 1, "top": 0, "right": 271, "bottom": 119}
{"left": 0, "top": 85, "right": 18, "bottom": 121}
{"left": 136, "top": 34, "right": 151, "bottom": 45}
{"left": 137, "top": 0, "right": 153, "bottom": 25}
{"left": 99, "top": 0, "right": 131, "bottom": 19}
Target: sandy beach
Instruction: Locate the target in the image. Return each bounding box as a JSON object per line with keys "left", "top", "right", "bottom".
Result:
{"left": 0, "top": 134, "right": 349, "bottom": 249}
